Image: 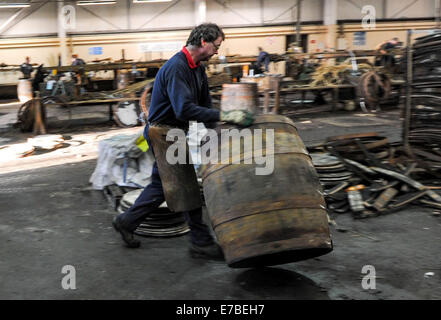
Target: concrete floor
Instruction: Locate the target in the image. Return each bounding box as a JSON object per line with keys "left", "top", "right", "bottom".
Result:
{"left": 0, "top": 104, "right": 440, "bottom": 300}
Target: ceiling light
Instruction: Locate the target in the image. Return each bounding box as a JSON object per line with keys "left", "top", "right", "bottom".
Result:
{"left": 77, "top": 1, "right": 116, "bottom": 6}
{"left": 133, "top": 0, "right": 173, "bottom": 3}
{"left": 0, "top": 2, "right": 30, "bottom": 8}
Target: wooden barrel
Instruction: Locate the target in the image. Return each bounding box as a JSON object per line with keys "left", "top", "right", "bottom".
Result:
{"left": 221, "top": 83, "right": 258, "bottom": 113}
{"left": 201, "top": 114, "right": 333, "bottom": 268}
{"left": 117, "top": 70, "right": 130, "bottom": 90}
{"left": 17, "top": 79, "right": 33, "bottom": 103}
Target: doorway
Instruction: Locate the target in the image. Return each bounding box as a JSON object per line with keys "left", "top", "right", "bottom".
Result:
{"left": 286, "top": 34, "right": 308, "bottom": 52}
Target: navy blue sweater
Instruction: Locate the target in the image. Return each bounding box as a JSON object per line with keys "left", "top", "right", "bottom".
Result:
{"left": 147, "top": 50, "right": 220, "bottom": 129}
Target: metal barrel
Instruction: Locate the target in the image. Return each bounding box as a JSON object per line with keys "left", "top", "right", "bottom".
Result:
{"left": 17, "top": 79, "right": 33, "bottom": 103}
{"left": 221, "top": 83, "right": 259, "bottom": 113}
{"left": 201, "top": 114, "right": 333, "bottom": 268}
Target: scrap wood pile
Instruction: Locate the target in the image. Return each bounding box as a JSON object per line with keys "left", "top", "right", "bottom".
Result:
{"left": 407, "top": 32, "right": 441, "bottom": 172}
{"left": 104, "top": 186, "right": 190, "bottom": 238}
{"left": 309, "top": 132, "right": 441, "bottom": 219}
{"left": 310, "top": 62, "right": 373, "bottom": 87}
{"left": 116, "top": 188, "right": 190, "bottom": 237}
{"left": 103, "top": 177, "right": 205, "bottom": 237}
{"left": 77, "top": 78, "right": 155, "bottom": 101}
{"left": 207, "top": 71, "right": 232, "bottom": 88}
{"left": 111, "top": 78, "right": 155, "bottom": 97}
{"left": 310, "top": 63, "right": 394, "bottom": 110}
{"left": 38, "top": 78, "right": 155, "bottom": 103}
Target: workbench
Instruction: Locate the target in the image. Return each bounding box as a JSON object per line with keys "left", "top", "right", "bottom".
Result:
{"left": 32, "top": 96, "right": 141, "bottom": 134}
{"left": 26, "top": 77, "right": 156, "bottom": 134}
{"left": 210, "top": 81, "right": 356, "bottom": 115}
{"left": 262, "top": 81, "right": 355, "bottom": 114}
{"left": 279, "top": 83, "right": 356, "bottom": 109}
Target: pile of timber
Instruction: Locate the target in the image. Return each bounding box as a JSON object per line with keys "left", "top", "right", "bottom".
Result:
{"left": 104, "top": 185, "right": 190, "bottom": 238}
{"left": 207, "top": 72, "right": 232, "bottom": 88}
{"left": 310, "top": 63, "right": 373, "bottom": 87}
{"left": 408, "top": 32, "right": 441, "bottom": 171}
{"left": 309, "top": 132, "right": 441, "bottom": 218}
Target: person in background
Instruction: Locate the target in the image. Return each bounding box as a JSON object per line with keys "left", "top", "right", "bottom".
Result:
{"left": 256, "top": 47, "right": 270, "bottom": 73}
{"left": 32, "top": 64, "right": 48, "bottom": 93}
{"left": 375, "top": 37, "right": 400, "bottom": 68}
{"left": 71, "top": 54, "right": 87, "bottom": 89}
{"left": 112, "top": 23, "right": 254, "bottom": 260}
{"left": 20, "top": 57, "right": 33, "bottom": 79}
{"left": 71, "top": 54, "right": 86, "bottom": 66}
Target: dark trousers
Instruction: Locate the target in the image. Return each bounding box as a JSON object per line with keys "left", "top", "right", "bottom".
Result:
{"left": 117, "top": 126, "right": 214, "bottom": 246}
{"left": 375, "top": 54, "right": 395, "bottom": 67}
{"left": 257, "top": 55, "right": 270, "bottom": 72}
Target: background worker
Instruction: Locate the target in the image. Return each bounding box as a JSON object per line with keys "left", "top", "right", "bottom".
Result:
{"left": 71, "top": 54, "right": 87, "bottom": 91}
{"left": 71, "top": 54, "right": 86, "bottom": 66}
{"left": 20, "top": 57, "right": 33, "bottom": 79}
{"left": 256, "top": 46, "right": 270, "bottom": 73}
{"left": 112, "top": 23, "right": 254, "bottom": 259}
{"left": 375, "top": 37, "right": 400, "bottom": 68}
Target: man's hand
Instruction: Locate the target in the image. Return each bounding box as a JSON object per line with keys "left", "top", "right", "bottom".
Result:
{"left": 220, "top": 110, "right": 255, "bottom": 127}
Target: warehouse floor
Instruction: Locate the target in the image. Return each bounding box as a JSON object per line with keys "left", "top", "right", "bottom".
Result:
{"left": 0, "top": 104, "right": 440, "bottom": 300}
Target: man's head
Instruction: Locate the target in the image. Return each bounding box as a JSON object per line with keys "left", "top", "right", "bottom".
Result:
{"left": 258, "top": 47, "right": 263, "bottom": 52}
{"left": 186, "top": 23, "right": 225, "bottom": 61}
{"left": 390, "top": 37, "right": 399, "bottom": 45}
{"left": 25, "top": 56, "right": 30, "bottom": 63}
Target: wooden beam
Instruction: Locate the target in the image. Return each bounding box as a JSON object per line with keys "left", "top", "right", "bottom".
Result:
{"left": 41, "top": 60, "right": 167, "bottom": 73}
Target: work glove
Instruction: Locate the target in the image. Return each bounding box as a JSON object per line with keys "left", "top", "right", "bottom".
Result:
{"left": 220, "top": 110, "right": 255, "bottom": 127}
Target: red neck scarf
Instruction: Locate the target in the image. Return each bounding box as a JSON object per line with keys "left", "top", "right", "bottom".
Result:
{"left": 182, "top": 46, "right": 200, "bottom": 69}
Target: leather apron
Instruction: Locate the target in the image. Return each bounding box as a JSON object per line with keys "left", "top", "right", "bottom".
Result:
{"left": 148, "top": 124, "right": 203, "bottom": 212}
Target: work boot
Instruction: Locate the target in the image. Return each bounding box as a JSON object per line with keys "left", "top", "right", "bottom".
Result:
{"left": 189, "top": 242, "right": 224, "bottom": 261}
{"left": 112, "top": 216, "right": 141, "bottom": 248}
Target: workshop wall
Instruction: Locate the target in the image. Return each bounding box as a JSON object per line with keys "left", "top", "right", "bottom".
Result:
{"left": 0, "top": 0, "right": 323, "bottom": 38}
{"left": 207, "top": 0, "right": 323, "bottom": 26}
{"left": 0, "top": 0, "right": 439, "bottom": 68}
{"left": 75, "top": 0, "right": 196, "bottom": 32}
{"left": 337, "top": 0, "right": 435, "bottom": 20}
{"left": 0, "top": 22, "right": 437, "bottom": 67}
{"left": 0, "top": 1, "right": 57, "bottom": 37}
{"left": 341, "top": 21, "right": 437, "bottom": 51}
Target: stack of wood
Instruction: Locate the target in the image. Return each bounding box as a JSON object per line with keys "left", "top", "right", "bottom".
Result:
{"left": 309, "top": 132, "right": 441, "bottom": 218}
{"left": 310, "top": 63, "right": 373, "bottom": 87}
{"left": 207, "top": 72, "right": 232, "bottom": 88}
{"left": 408, "top": 32, "right": 441, "bottom": 172}
{"left": 311, "top": 153, "right": 353, "bottom": 188}
{"left": 116, "top": 188, "right": 190, "bottom": 237}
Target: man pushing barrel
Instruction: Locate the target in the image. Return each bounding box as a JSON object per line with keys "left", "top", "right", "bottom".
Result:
{"left": 112, "top": 23, "right": 254, "bottom": 260}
